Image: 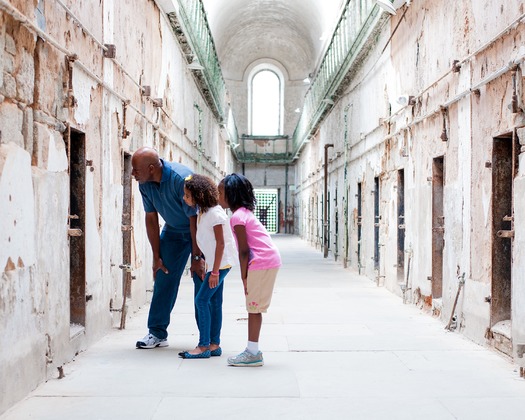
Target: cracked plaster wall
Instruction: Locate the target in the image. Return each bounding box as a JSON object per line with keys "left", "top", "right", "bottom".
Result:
{"left": 294, "top": 0, "right": 525, "bottom": 358}
{"left": 0, "top": 0, "right": 235, "bottom": 414}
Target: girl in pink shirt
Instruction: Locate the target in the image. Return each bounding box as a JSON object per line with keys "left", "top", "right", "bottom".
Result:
{"left": 219, "top": 174, "right": 281, "bottom": 367}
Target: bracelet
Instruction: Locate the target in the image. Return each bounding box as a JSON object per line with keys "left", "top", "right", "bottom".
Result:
{"left": 210, "top": 271, "right": 219, "bottom": 276}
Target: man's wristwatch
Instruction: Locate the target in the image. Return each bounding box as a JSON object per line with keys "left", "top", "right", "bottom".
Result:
{"left": 192, "top": 255, "right": 202, "bottom": 261}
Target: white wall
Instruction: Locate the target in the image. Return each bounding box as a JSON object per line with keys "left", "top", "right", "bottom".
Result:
{"left": 293, "top": 0, "right": 525, "bottom": 354}
{"left": 0, "top": 0, "right": 235, "bottom": 413}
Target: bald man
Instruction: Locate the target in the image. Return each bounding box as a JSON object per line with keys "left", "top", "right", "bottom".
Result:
{"left": 131, "top": 147, "right": 205, "bottom": 349}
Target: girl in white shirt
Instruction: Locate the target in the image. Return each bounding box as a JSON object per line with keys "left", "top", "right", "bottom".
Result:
{"left": 179, "top": 174, "right": 237, "bottom": 359}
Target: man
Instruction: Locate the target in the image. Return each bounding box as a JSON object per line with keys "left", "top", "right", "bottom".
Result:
{"left": 131, "top": 147, "right": 205, "bottom": 349}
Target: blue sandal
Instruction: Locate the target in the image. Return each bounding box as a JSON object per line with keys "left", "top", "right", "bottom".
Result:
{"left": 179, "top": 349, "right": 211, "bottom": 359}
{"left": 210, "top": 347, "right": 222, "bottom": 357}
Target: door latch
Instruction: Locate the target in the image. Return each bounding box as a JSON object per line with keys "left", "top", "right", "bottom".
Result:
{"left": 119, "top": 264, "right": 132, "bottom": 273}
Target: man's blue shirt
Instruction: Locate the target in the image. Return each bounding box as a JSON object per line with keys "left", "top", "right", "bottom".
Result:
{"left": 138, "top": 159, "right": 197, "bottom": 233}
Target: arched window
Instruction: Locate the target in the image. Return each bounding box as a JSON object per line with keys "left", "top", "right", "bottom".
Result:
{"left": 249, "top": 66, "right": 283, "bottom": 136}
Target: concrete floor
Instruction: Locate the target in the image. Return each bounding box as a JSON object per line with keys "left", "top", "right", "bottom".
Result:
{"left": 2, "top": 235, "right": 525, "bottom": 420}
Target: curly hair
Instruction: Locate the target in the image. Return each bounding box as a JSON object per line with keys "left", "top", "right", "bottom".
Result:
{"left": 220, "top": 173, "right": 256, "bottom": 212}
{"left": 184, "top": 174, "right": 218, "bottom": 213}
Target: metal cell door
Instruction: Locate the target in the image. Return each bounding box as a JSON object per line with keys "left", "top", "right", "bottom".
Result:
{"left": 254, "top": 189, "right": 278, "bottom": 233}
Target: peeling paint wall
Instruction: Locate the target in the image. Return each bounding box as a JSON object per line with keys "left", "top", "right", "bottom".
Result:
{"left": 0, "top": 0, "right": 235, "bottom": 414}
{"left": 294, "top": 0, "right": 525, "bottom": 361}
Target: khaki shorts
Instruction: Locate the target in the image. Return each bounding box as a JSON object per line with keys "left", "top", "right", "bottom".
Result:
{"left": 246, "top": 267, "right": 279, "bottom": 313}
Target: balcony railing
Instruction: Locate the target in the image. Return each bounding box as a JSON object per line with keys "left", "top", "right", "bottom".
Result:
{"left": 291, "top": 0, "right": 384, "bottom": 158}
{"left": 169, "top": 0, "right": 227, "bottom": 120}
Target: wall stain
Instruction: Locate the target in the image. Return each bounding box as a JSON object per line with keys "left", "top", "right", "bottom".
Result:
{"left": 4, "top": 257, "right": 16, "bottom": 272}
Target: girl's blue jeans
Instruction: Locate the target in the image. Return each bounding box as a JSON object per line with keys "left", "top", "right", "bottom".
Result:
{"left": 193, "top": 268, "right": 230, "bottom": 347}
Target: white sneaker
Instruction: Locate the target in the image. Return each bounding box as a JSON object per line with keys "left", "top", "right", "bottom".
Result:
{"left": 227, "top": 349, "right": 264, "bottom": 367}
{"left": 136, "top": 333, "right": 169, "bottom": 349}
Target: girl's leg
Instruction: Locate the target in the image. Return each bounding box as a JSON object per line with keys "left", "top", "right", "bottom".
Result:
{"left": 244, "top": 268, "right": 278, "bottom": 355}
{"left": 191, "top": 272, "right": 222, "bottom": 353}
{"left": 192, "top": 273, "right": 203, "bottom": 327}
{"left": 247, "top": 313, "right": 262, "bottom": 342}
{"left": 209, "top": 269, "right": 229, "bottom": 349}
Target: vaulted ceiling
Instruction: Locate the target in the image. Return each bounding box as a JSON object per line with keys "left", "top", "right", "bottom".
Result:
{"left": 201, "top": 0, "right": 345, "bottom": 81}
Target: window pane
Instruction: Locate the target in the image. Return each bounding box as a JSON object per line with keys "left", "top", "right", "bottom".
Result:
{"left": 252, "top": 70, "right": 280, "bottom": 135}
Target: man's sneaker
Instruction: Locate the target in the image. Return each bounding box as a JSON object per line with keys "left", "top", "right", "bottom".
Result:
{"left": 136, "top": 333, "right": 168, "bottom": 349}
{"left": 227, "top": 349, "right": 264, "bottom": 367}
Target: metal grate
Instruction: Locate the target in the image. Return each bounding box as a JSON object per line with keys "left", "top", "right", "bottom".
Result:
{"left": 254, "top": 189, "right": 278, "bottom": 233}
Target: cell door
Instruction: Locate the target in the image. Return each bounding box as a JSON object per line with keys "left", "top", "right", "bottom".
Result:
{"left": 357, "top": 182, "right": 363, "bottom": 273}
{"left": 120, "top": 152, "right": 133, "bottom": 329}
{"left": 374, "top": 177, "right": 380, "bottom": 270}
{"left": 491, "top": 135, "right": 516, "bottom": 329}
{"left": 254, "top": 189, "right": 278, "bottom": 233}
{"left": 343, "top": 186, "right": 350, "bottom": 267}
{"left": 432, "top": 157, "right": 444, "bottom": 299}
{"left": 397, "top": 169, "right": 405, "bottom": 281}
{"left": 67, "top": 128, "right": 86, "bottom": 331}
{"left": 333, "top": 188, "right": 338, "bottom": 260}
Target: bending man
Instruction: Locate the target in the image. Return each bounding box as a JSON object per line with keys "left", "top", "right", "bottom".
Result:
{"left": 131, "top": 147, "right": 205, "bottom": 349}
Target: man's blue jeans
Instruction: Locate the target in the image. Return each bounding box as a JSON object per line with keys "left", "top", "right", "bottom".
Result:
{"left": 193, "top": 268, "right": 230, "bottom": 347}
{"left": 147, "top": 230, "right": 198, "bottom": 340}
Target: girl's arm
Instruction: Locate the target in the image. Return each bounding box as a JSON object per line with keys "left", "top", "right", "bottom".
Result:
{"left": 209, "top": 224, "right": 225, "bottom": 288}
{"left": 233, "top": 224, "right": 250, "bottom": 295}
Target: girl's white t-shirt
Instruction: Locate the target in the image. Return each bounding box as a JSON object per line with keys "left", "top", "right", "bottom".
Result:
{"left": 196, "top": 205, "right": 237, "bottom": 272}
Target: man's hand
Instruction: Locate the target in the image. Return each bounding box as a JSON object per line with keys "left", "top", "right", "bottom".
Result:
{"left": 152, "top": 257, "right": 168, "bottom": 279}
{"left": 190, "top": 258, "right": 206, "bottom": 280}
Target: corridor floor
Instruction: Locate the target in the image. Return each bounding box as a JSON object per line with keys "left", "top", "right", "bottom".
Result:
{"left": 3, "top": 235, "right": 525, "bottom": 420}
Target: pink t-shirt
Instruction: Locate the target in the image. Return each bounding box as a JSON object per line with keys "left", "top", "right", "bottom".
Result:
{"left": 230, "top": 207, "right": 282, "bottom": 271}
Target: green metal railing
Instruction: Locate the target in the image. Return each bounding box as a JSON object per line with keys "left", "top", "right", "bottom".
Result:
{"left": 176, "top": 0, "right": 227, "bottom": 120}
{"left": 292, "top": 0, "right": 382, "bottom": 157}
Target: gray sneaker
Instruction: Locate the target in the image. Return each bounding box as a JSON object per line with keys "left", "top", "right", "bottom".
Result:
{"left": 227, "top": 349, "right": 264, "bottom": 367}
{"left": 136, "top": 333, "right": 168, "bottom": 349}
